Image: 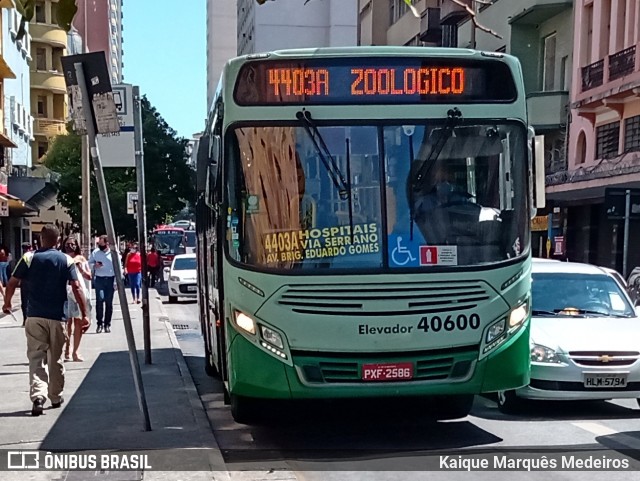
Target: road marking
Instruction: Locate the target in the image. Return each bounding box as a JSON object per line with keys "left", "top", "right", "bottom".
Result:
{"left": 572, "top": 422, "right": 617, "bottom": 436}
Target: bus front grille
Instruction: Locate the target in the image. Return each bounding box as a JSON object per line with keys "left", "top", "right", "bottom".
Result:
{"left": 296, "top": 346, "right": 478, "bottom": 384}
{"left": 277, "top": 281, "right": 490, "bottom": 316}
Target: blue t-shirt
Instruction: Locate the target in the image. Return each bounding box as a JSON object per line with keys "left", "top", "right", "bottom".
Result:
{"left": 13, "top": 248, "right": 78, "bottom": 321}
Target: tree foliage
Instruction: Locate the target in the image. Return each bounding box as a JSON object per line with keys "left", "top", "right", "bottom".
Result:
{"left": 45, "top": 97, "right": 195, "bottom": 240}
{"left": 15, "top": 0, "right": 77, "bottom": 40}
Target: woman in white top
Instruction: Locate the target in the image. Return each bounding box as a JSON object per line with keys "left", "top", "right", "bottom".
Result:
{"left": 62, "top": 236, "right": 92, "bottom": 361}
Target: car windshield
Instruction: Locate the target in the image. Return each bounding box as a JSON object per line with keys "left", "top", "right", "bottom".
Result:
{"left": 226, "top": 122, "right": 528, "bottom": 271}
{"left": 173, "top": 257, "right": 196, "bottom": 270}
{"left": 532, "top": 273, "right": 635, "bottom": 317}
{"left": 154, "top": 233, "right": 186, "bottom": 255}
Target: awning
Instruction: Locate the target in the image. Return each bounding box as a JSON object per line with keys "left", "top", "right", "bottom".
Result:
{"left": 0, "top": 55, "right": 16, "bottom": 80}
{"left": 0, "top": 0, "right": 15, "bottom": 9}
{"left": 0, "top": 132, "right": 17, "bottom": 148}
{"left": 0, "top": 192, "right": 38, "bottom": 216}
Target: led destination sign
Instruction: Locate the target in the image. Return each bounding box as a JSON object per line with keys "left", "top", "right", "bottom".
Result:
{"left": 234, "top": 58, "right": 516, "bottom": 105}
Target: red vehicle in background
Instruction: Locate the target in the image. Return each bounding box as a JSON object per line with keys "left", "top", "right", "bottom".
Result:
{"left": 150, "top": 226, "right": 187, "bottom": 268}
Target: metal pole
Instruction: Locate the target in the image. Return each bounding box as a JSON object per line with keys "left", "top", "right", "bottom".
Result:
{"left": 74, "top": 62, "right": 152, "bottom": 431}
{"left": 81, "top": 136, "right": 91, "bottom": 257}
{"left": 623, "top": 189, "right": 631, "bottom": 278}
{"left": 134, "top": 86, "right": 151, "bottom": 364}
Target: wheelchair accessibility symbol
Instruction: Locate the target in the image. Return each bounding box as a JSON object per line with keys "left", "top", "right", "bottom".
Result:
{"left": 390, "top": 236, "right": 418, "bottom": 267}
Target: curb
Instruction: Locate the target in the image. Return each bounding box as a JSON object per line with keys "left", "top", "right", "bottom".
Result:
{"left": 153, "top": 294, "right": 231, "bottom": 481}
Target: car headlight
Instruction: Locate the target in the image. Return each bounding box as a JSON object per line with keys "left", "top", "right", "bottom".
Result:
{"left": 234, "top": 311, "right": 256, "bottom": 335}
{"left": 169, "top": 276, "right": 180, "bottom": 282}
{"left": 531, "top": 343, "right": 561, "bottom": 363}
{"left": 509, "top": 302, "right": 529, "bottom": 328}
{"left": 486, "top": 319, "right": 506, "bottom": 343}
{"left": 260, "top": 325, "right": 284, "bottom": 349}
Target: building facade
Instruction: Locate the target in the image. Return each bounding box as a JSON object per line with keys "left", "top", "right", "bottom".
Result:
{"left": 236, "top": 0, "right": 357, "bottom": 55}
{"left": 207, "top": 0, "right": 236, "bottom": 110}
{"left": 546, "top": 0, "right": 640, "bottom": 275}
{"left": 73, "top": 0, "right": 124, "bottom": 84}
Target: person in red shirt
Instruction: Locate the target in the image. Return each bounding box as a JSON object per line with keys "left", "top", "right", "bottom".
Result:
{"left": 146, "top": 246, "right": 160, "bottom": 288}
{"left": 124, "top": 243, "right": 142, "bottom": 304}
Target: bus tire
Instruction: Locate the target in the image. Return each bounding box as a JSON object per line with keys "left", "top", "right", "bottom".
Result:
{"left": 497, "top": 390, "right": 521, "bottom": 414}
{"left": 434, "top": 395, "right": 474, "bottom": 420}
{"left": 230, "top": 394, "right": 260, "bottom": 424}
{"left": 168, "top": 295, "right": 178, "bottom": 304}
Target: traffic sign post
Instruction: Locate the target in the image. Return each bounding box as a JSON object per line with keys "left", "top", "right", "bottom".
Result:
{"left": 96, "top": 84, "right": 136, "bottom": 167}
{"left": 62, "top": 53, "right": 151, "bottom": 432}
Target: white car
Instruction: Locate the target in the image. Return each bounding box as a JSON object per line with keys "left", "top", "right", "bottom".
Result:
{"left": 497, "top": 260, "right": 640, "bottom": 413}
{"left": 167, "top": 254, "right": 197, "bottom": 303}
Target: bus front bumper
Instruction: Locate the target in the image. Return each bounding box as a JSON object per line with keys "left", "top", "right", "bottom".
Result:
{"left": 227, "top": 323, "right": 530, "bottom": 399}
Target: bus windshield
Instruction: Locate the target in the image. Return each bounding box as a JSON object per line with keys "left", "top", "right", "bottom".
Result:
{"left": 226, "top": 122, "right": 528, "bottom": 271}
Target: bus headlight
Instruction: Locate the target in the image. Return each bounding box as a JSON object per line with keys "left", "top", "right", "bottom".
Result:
{"left": 234, "top": 311, "right": 256, "bottom": 335}
{"left": 486, "top": 319, "right": 506, "bottom": 343}
{"left": 260, "top": 326, "right": 284, "bottom": 349}
{"left": 509, "top": 302, "right": 529, "bottom": 328}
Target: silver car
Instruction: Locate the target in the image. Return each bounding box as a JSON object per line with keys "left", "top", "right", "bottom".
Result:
{"left": 497, "top": 260, "right": 640, "bottom": 413}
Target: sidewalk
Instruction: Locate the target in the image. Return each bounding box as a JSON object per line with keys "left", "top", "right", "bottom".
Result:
{"left": 0, "top": 286, "right": 229, "bottom": 481}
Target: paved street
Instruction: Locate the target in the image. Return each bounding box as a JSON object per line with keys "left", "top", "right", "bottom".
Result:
{"left": 162, "top": 298, "right": 640, "bottom": 480}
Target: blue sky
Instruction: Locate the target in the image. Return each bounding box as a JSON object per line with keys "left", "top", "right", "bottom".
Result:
{"left": 122, "top": 0, "right": 206, "bottom": 138}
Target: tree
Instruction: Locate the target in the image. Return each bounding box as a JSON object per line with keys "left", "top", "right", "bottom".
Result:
{"left": 15, "top": 0, "right": 77, "bottom": 40}
{"left": 44, "top": 96, "right": 196, "bottom": 240}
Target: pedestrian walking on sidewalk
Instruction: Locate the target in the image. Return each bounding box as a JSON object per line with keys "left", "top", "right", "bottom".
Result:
{"left": 0, "top": 246, "right": 10, "bottom": 287}
{"left": 89, "top": 235, "right": 116, "bottom": 333}
{"left": 19, "top": 242, "right": 32, "bottom": 326}
{"left": 147, "top": 246, "right": 160, "bottom": 288}
{"left": 62, "top": 236, "right": 92, "bottom": 362}
{"left": 124, "top": 243, "right": 142, "bottom": 304}
{"left": 2, "top": 224, "right": 90, "bottom": 416}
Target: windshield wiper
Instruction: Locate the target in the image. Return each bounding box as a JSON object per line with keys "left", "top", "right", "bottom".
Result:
{"left": 532, "top": 309, "right": 560, "bottom": 317}
{"left": 551, "top": 308, "right": 630, "bottom": 318}
{"left": 296, "top": 110, "right": 350, "bottom": 200}
{"left": 410, "top": 108, "right": 463, "bottom": 194}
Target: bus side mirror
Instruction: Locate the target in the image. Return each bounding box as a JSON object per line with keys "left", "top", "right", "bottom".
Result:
{"left": 533, "top": 133, "right": 546, "bottom": 210}
{"left": 196, "top": 135, "right": 210, "bottom": 193}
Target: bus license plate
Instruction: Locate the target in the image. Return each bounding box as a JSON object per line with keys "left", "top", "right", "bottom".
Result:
{"left": 362, "top": 362, "right": 413, "bottom": 381}
{"left": 583, "top": 373, "right": 627, "bottom": 388}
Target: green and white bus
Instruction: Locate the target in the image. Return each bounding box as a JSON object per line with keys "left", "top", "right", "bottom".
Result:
{"left": 196, "top": 47, "right": 545, "bottom": 423}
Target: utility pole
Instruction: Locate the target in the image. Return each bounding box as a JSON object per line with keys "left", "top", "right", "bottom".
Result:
{"left": 134, "top": 86, "right": 152, "bottom": 364}
{"left": 81, "top": 136, "right": 91, "bottom": 257}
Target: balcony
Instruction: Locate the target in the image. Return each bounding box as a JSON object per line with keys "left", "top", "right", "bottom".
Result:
{"left": 440, "top": 0, "right": 470, "bottom": 25}
{"left": 527, "top": 91, "right": 569, "bottom": 129}
{"left": 508, "top": 0, "right": 572, "bottom": 26}
{"left": 31, "top": 70, "right": 67, "bottom": 94}
{"left": 34, "top": 118, "right": 66, "bottom": 138}
{"left": 581, "top": 59, "right": 604, "bottom": 92}
{"left": 609, "top": 45, "right": 636, "bottom": 81}
{"left": 419, "top": 8, "right": 441, "bottom": 43}
{"left": 30, "top": 23, "right": 67, "bottom": 48}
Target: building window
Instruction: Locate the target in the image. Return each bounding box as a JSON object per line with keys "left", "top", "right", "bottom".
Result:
{"left": 595, "top": 121, "right": 620, "bottom": 159}
{"left": 50, "top": 2, "right": 58, "bottom": 24}
{"left": 624, "top": 115, "right": 640, "bottom": 153}
{"left": 442, "top": 24, "right": 458, "bottom": 48}
{"left": 38, "top": 142, "right": 48, "bottom": 159}
{"left": 543, "top": 33, "right": 557, "bottom": 91}
{"left": 576, "top": 131, "right": 587, "bottom": 165}
{"left": 390, "top": 0, "right": 416, "bottom": 25}
{"left": 36, "top": 47, "right": 46, "bottom": 70}
{"left": 35, "top": 2, "right": 46, "bottom": 23}
{"left": 37, "top": 96, "right": 47, "bottom": 117}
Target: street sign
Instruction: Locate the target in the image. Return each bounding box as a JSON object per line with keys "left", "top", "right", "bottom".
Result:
{"left": 61, "top": 52, "right": 119, "bottom": 135}
{"left": 553, "top": 236, "right": 565, "bottom": 256}
{"left": 96, "top": 84, "right": 136, "bottom": 167}
{"left": 127, "top": 191, "right": 138, "bottom": 215}
{"left": 605, "top": 187, "right": 640, "bottom": 220}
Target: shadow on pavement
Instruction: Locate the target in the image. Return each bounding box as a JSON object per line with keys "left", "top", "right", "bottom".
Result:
{"left": 596, "top": 431, "right": 640, "bottom": 468}
{"left": 40, "top": 348, "right": 216, "bottom": 452}
{"left": 183, "top": 354, "right": 502, "bottom": 467}
{"left": 474, "top": 394, "right": 639, "bottom": 422}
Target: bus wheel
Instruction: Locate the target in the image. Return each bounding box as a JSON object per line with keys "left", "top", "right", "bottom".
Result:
{"left": 168, "top": 295, "right": 178, "bottom": 304}
{"left": 230, "top": 394, "right": 260, "bottom": 424}
{"left": 433, "top": 395, "right": 474, "bottom": 420}
{"left": 497, "top": 390, "right": 521, "bottom": 414}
